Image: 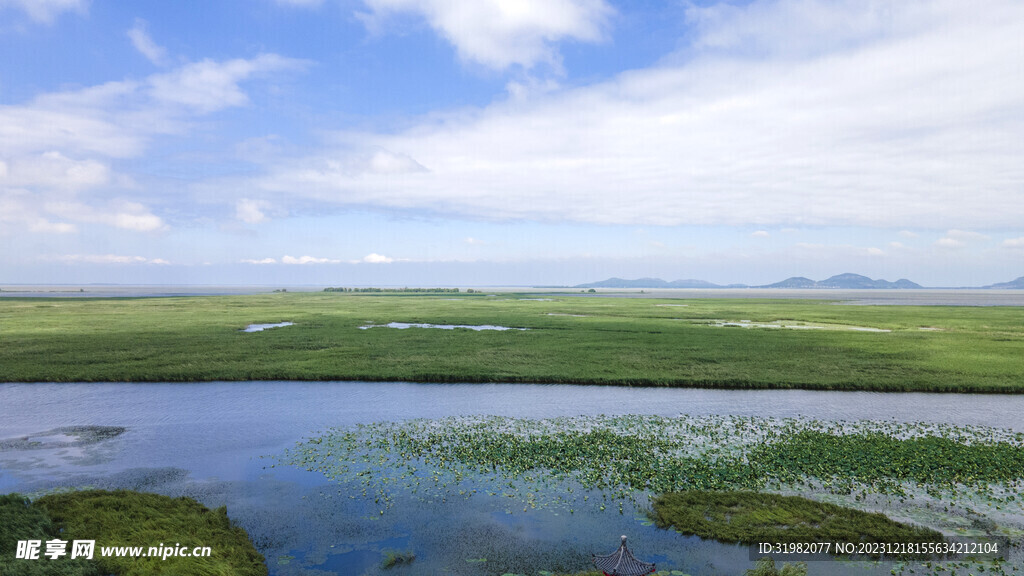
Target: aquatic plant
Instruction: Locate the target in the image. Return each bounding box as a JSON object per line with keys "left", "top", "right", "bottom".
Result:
{"left": 284, "top": 415, "right": 1024, "bottom": 508}
{"left": 744, "top": 557, "right": 807, "bottom": 576}
{"left": 380, "top": 548, "right": 416, "bottom": 569}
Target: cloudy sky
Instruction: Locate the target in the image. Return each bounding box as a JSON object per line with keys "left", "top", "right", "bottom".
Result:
{"left": 1, "top": 0, "right": 1022, "bottom": 287}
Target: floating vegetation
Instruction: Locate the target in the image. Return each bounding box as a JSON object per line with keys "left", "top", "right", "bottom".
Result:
{"left": 281, "top": 416, "right": 1024, "bottom": 538}
{"left": 381, "top": 549, "right": 416, "bottom": 569}
{"left": 745, "top": 557, "right": 807, "bottom": 576}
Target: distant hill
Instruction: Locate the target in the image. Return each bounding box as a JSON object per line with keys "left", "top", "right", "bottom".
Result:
{"left": 761, "top": 273, "right": 922, "bottom": 289}
{"left": 761, "top": 276, "right": 818, "bottom": 289}
{"left": 984, "top": 276, "right": 1024, "bottom": 289}
{"left": 577, "top": 273, "right": 923, "bottom": 289}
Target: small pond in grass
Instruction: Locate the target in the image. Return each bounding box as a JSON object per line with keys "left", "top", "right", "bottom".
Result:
{"left": 1, "top": 382, "right": 1023, "bottom": 575}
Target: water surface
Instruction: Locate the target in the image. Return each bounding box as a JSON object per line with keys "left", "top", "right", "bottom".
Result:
{"left": 2, "top": 382, "right": 1021, "bottom": 575}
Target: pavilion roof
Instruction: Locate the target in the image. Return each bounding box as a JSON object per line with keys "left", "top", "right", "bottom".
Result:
{"left": 592, "top": 535, "right": 656, "bottom": 576}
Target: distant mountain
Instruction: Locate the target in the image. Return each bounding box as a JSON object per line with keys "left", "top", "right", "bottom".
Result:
{"left": 761, "top": 276, "right": 818, "bottom": 289}
{"left": 818, "top": 273, "right": 922, "bottom": 289}
{"left": 984, "top": 276, "right": 1024, "bottom": 289}
{"left": 761, "top": 273, "right": 921, "bottom": 289}
{"left": 577, "top": 273, "right": 923, "bottom": 289}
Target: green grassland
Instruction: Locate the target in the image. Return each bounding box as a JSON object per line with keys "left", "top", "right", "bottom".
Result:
{"left": 1, "top": 292, "right": 1022, "bottom": 391}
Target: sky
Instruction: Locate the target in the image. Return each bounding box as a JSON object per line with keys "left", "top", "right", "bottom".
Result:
{"left": 0, "top": 0, "right": 1022, "bottom": 287}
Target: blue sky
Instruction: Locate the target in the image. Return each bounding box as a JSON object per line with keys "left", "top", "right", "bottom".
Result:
{"left": 1, "top": 0, "right": 1022, "bottom": 287}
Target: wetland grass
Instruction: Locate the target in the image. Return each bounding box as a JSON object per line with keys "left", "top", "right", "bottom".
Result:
{"left": 1, "top": 292, "right": 1022, "bottom": 392}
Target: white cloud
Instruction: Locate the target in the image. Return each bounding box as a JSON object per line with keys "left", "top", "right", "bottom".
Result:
{"left": 1003, "top": 237, "right": 1024, "bottom": 248}
{"left": 899, "top": 230, "right": 919, "bottom": 238}
{"left": 358, "top": 0, "right": 613, "bottom": 70}
{"left": 148, "top": 55, "right": 305, "bottom": 113}
{"left": 367, "top": 150, "right": 427, "bottom": 174}
{"left": 252, "top": 0, "right": 1024, "bottom": 230}
{"left": 282, "top": 255, "right": 340, "bottom": 264}
{"left": 110, "top": 207, "right": 165, "bottom": 232}
{"left": 889, "top": 241, "right": 906, "bottom": 249}
{"left": 274, "top": 0, "right": 323, "bottom": 6}
{"left": 935, "top": 229, "right": 990, "bottom": 249}
{"left": 29, "top": 219, "right": 77, "bottom": 234}
{"left": 945, "top": 229, "right": 990, "bottom": 241}
{"left": 241, "top": 257, "right": 278, "bottom": 264}
{"left": 127, "top": 19, "right": 168, "bottom": 66}
{"left": 236, "top": 199, "right": 270, "bottom": 224}
{"left": 39, "top": 200, "right": 165, "bottom": 232}
{"left": 866, "top": 247, "right": 884, "bottom": 256}
{"left": 53, "top": 254, "right": 170, "bottom": 265}
{"left": 0, "top": 0, "right": 86, "bottom": 23}
{"left": 361, "top": 253, "right": 393, "bottom": 263}
{"left": 1, "top": 53, "right": 304, "bottom": 235}
{"left": 2, "top": 152, "right": 111, "bottom": 191}
{"left": 751, "top": 230, "right": 770, "bottom": 238}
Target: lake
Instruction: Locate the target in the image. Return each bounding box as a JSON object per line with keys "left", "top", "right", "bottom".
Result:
{"left": 2, "top": 382, "right": 1022, "bottom": 575}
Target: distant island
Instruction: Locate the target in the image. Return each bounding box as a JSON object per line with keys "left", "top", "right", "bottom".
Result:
{"left": 576, "top": 273, "right": 1024, "bottom": 289}
{"left": 983, "top": 276, "right": 1024, "bottom": 289}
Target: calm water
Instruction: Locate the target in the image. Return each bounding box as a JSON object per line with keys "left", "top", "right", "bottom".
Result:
{"left": 2, "top": 382, "right": 1022, "bottom": 575}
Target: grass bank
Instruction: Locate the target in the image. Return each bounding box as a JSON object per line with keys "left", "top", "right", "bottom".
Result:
{"left": 1, "top": 292, "right": 1022, "bottom": 391}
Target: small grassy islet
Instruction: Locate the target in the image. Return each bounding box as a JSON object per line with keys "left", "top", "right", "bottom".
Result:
{"left": 650, "top": 491, "right": 942, "bottom": 553}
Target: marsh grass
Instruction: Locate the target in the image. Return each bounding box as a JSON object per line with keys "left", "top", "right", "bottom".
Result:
{"left": 1, "top": 292, "right": 1022, "bottom": 391}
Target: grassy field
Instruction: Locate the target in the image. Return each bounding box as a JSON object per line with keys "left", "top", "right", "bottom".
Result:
{"left": 1, "top": 291, "right": 1022, "bottom": 391}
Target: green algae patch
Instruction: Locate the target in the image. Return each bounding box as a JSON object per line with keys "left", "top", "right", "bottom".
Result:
{"left": 650, "top": 491, "right": 941, "bottom": 549}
